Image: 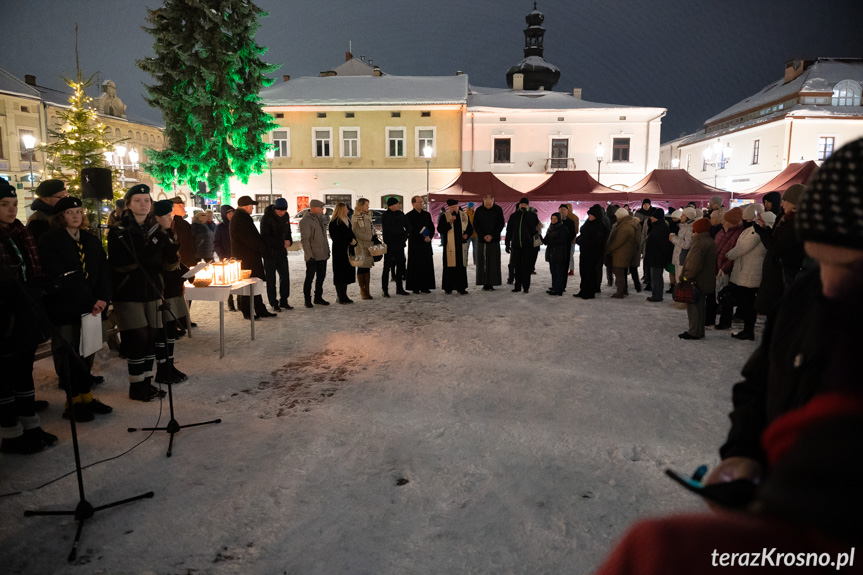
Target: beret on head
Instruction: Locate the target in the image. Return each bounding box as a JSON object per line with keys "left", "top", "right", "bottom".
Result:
{"left": 35, "top": 179, "right": 66, "bottom": 198}
{"left": 761, "top": 211, "right": 777, "bottom": 228}
{"left": 796, "top": 137, "right": 863, "bottom": 249}
{"left": 387, "top": 197, "right": 399, "bottom": 207}
{"left": 124, "top": 184, "right": 151, "bottom": 204}
{"left": 723, "top": 207, "right": 744, "bottom": 226}
{"left": 682, "top": 207, "right": 698, "bottom": 221}
{"left": 153, "top": 199, "right": 173, "bottom": 217}
{"left": 692, "top": 218, "right": 711, "bottom": 234}
{"left": 274, "top": 198, "right": 288, "bottom": 210}
{"left": 783, "top": 184, "right": 806, "bottom": 205}
{"left": 710, "top": 195, "right": 723, "bottom": 206}
{"left": 615, "top": 207, "right": 630, "bottom": 219}
{"left": 742, "top": 203, "right": 758, "bottom": 221}
{"left": 309, "top": 199, "right": 325, "bottom": 208}
{"left": 446, "top": 199, "right": 459, "bottom": 206}
{"left": 0, "top": 177, "right": 15, "bottom": 200}
{"left": 671, "top": 209, "right": 683, "bottom": 219}
{"left": 54, "top": 196, "right": 83, "bottom": 213}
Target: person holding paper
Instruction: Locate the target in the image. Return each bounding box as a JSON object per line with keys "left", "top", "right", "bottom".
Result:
{"left": 405, "top": 196, "right": 436, "bottom": 294}
{"left": 38, "top": 196, "right": 113, "bottom": 422}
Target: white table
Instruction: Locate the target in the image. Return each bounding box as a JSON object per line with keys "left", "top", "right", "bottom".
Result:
{"left": 184, "top": 278, "right": 264, "bottom": 358}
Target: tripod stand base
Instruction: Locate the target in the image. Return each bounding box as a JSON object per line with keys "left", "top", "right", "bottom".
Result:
{"left": 25, "top": 491, "right": 155, "bottom": 562}
{"left": 129, "top": 418, "right": 222, "bottom": 457}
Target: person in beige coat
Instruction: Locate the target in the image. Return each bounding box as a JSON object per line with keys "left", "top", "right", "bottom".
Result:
{"left": 605, "top": 208, "right": 638, "bottom": 298}
{"left": 351, "top": 198, "right": 376, "bottom": 299}
{"left": 725, "top": 204, "right": 769, "bottom": 340}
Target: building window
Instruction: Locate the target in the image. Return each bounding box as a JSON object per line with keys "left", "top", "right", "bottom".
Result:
{"left": 493, "top": 138, "right": 511, "bottom": 163}
{"left": 386, "top": 127, "right": 405, "bottom": 158}
{"left": 421, "top": 111, "right": 431, "bottom": 117}
{"left": 752, "top": 140, "right": 760, "bottom": 165}
{"left": 317, "top": 112, "right": 327, "bottom": 119}
{"left": 817, "top": 137, "right": 835, "bottom": 161}
{"left": 21, "top": 105, "right": 30, "bottom": 113}
{"left": 340, "top": 127, "right": 360, "bottom": 158}
{"left": 612, "top": 138, "right": 630, "bottom": 162}
{"left": 275, "top": 113, "right": 284, "bottom": 119}
{"left": 272, "top": 129, "right": 290, "bottom": 158}
{"left": 313, "top": 128, "right": 332, "bottom": 158}
{"left": 832, "top": 80, "right": 862, "bottom": 106}
{"left": 345, "top": 112, "right": 355, "bottom": 118}
{"left": 416, "top": 127, "right": 435, "bottom": 157}
{"left": 114, "top": 127, "right": 121, "bottom": 138}
{"left": 391, "top": 112, "right": 401, "bottom": 118}
{"left": 686, "top": 154, "right": 691, "bottom": 172}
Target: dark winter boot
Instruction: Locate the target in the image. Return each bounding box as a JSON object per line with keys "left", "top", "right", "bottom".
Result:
{"left": 129, "top": 380, "right": 161, "bottom": 402}
{"left": 227, "top": 294, "right": 237, "bottom": 312}
{"left": 279, "top": 298, "right": 293, "bottom": 310}
{"left": 305, "top": 298, "right": 314, "bottom": 308}
{"left": 1, "top": 426, "right": 46, "bottom": 454}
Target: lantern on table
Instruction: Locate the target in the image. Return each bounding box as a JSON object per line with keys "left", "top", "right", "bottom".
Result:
{"left": 211, "top": 258, "right": 242, "bottom": 286}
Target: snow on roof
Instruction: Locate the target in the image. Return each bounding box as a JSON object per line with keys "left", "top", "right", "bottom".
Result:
{"left": 705, "top": 58, "right": 863, "bottom": 125}
{"left": 0, "top": 68, "right": 41, "bottom": 99}
{"left": 261, "top": 74, "right": 469, "bottom": 107}
{"left": 328, "top": 58, "right": 381, "bottom": 77}
{"left": 468, "top": 85, "right": 632, "bottom": 111}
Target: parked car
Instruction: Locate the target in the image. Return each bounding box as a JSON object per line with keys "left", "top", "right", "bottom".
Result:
{"left": 289, "top": 205, "right": 335, "bottom": 236}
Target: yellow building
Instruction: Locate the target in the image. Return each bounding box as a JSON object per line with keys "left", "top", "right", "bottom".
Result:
{"left": 232, "top": 72, "right": 468, "bottom": 212}
{"left": 0, "top": 69, "right": 45, "bottom": 220}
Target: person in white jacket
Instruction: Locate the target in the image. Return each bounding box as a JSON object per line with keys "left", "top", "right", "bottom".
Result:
{"left": 669, "top": 207, "right": 696, "bottom": 293}
{"left": 724, "top": 203, "right": 769, "bottom": 340}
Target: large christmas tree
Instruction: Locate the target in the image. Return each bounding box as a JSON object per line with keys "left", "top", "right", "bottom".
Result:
{"left": 138, "top": 0, "right": 278, "bottom": 204}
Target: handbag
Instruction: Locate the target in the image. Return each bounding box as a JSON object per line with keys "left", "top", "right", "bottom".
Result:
{"left": 718, "top": 284, "right": 735, "bottom": 307}
{"left": 533, "top": 233, "right": 543, "bottom": 248}
{"left": 369, "top": 232, "right": 387, "bottom": 260}
{"left": 348, "top": 245, "right": 365, "bottom": 267}
{"left": 673, "top": 281, "right": 698, "bottom": 304}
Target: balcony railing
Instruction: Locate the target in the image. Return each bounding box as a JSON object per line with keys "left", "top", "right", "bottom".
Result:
{"left": 545, "top": 157, "right": 576, "bottom": 172}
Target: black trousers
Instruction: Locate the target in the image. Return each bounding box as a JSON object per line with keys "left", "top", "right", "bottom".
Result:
{"left": 0, "top": 345, "right": 38, "bottom": 427}
{"left": 264, "top": 254, "right": 290, "bottom": 306}
{"left": 382, "top": 249, "right": 406, "bottom": 292}
{"left": 304, "top": 259, "right": 327, "bottom": 300}
{"left": 512, "top": 247, "right": 537, "bottom": 290}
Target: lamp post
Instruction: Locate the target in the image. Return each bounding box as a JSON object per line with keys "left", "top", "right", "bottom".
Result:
{"left": 702, "top": 138, "right": 733, "bottom": 189}
{"left": 22, "top": 134, "right": 36, "bottom": 189}
{"left": 266, "top": 149, "right": 275, "bottom": 206}
{"left": 594, "top": 143, "right": 605, "bottom": 184}
{"left": 114, "top": 144, "right": 127, "bottom": 189}
{"left": 423, "top": 144, "right": 433, "bottom": 205}
{"left": 671, "top": 158, "right": 680, "bottom": 169}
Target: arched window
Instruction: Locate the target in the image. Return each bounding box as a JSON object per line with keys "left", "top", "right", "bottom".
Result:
{"left": 832, "top": 80, "right": 862, "bottom": 106}
{"left": 135, "top": 131, "right": 141, "bottom": 140}
{"left": 149, "top": 134, "right": 155, "bottom": 143}
{"left": 115, "top": 127, "right": 121, "bottom": 138}
{"left": 157, "top": 136, "right": 163, "bottom": 145}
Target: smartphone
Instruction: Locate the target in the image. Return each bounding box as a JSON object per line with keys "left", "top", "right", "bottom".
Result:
{"left": 665, "top": 468, "right": 758, "bottom": 509}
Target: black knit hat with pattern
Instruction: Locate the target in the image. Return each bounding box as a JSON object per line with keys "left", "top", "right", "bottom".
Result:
{"left": 797, "top": 137, "right": 863, "bottom": 250}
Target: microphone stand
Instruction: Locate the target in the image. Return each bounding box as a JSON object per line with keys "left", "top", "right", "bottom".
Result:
{"left": 3, "top": 267, "right": 154, "bottom": 563}
{"left": 118, "top": 227, "right": 220, "bottom": 457}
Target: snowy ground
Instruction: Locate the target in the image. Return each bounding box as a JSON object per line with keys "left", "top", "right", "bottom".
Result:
{"left": 0, "top": 246, "right": 760, "bottom": 574}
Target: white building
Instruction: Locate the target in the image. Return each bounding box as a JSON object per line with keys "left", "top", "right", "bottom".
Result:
{"left": 661, "top": 58, "right": 863, "bottom": 193}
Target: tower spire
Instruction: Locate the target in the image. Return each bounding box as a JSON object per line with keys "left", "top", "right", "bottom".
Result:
{"left": 506, "top": 2, "right": 560, "bottom": 90}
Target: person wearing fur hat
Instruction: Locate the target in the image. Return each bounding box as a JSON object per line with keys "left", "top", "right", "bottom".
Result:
{"left": 669, "top": 207, "right": 696, "bottom": 294}
{"left": 724, "top": 206, "right": 769, "bottom": 340}
{"left": 574, "top": 205, "right": 608, "bottom": 299}
{"left": 38, "top": 196, "right": 113, "bottom": 421}
{"left": 605, "top": 207, "right": 638, "bottom": 298}
{"left": 439, "top": 199, "right": 473, "bottom": 294}
{"left": 504, "top": 197, "right": 540, "bottom": 294}
{"left": 107, "top": 185, "right": 169, "bottom": 402}
{"left": 26, "top": 179, "right": 69, "bottom": 242}
{"left": 0, "top": 179, "right": 59, "bottom": 453}
{"left": 213, "top": 204, "right": 236, "bottom": 311}
{"left": 705, "top": 137, "right": 863, "bottom": 492}
{"left": 260, "top": 197, "right": 294, "bottom": 311}
{"left": 713, "top": 207, "right": 745, "bottom": 329}
{"left": 678, "top": 217, "right": 718, "bottom": 339}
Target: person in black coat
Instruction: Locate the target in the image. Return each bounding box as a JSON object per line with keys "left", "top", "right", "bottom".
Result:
{"left": 761, "top": 191, "right": 782, "bottom": 217}
{"left": 543, "top": 213, "right": 570, "bottom": 295}
{"left": 576, "top": 204, "right": 610, "bottom": 299}
{"left": 191, "top": 211, "right": 214, "bottom": 262}
{"left": 259, "top": 199, "right": 294, "bottom": 311}
{"left": 328, "top": 202, "right": 357, "bottom": 304}
{"left": 170, "top": 198, "right": 196, "bottom": 268}
{"left": 152, "top": 199, "right": 189, "bottom": 384}
{"left": 0, "top": 180, "right": 58, "bottom": 454}
{"left": 604, "top": 204, "right": 619, "bottom": 288}
{"left": 107, "top": 185, "right": 168, "bottom": 402}
{"left": 472, "top": 194, "right": 505, "bottom": 290}
{"left": 39, "top": 196, "right": 113, "bottom": 421}
{"left": 438, "top": 199, "right": 473, "bottom": 294}
{"left": 505, "top": 197, "right": 541, "bottom": 293}
{"left": 213, "top": 204, "right": 236, "bottom": 311}
{"left": 26, "top": 179, "right": 69, "bottom": 242}
{"left": 644, "top": 207, "right": 673, "bottom": 302}
{"left": 381, "top": 197, "right": 411, "bottom": 297}
{"left": 230, "top": 196, "right": 275, "bottom": 319}
{"left": 405, "top": 196, "right": 435, "bottom": 293}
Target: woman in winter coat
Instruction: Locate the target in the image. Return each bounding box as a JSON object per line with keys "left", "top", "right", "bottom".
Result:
{"left": 152, "top": 199, "right": 188, "bottom": 384}
{"left": 669, "top": 207, "right": 696, "bottom": 288}
{"left": 627, "top": 214, "right": 643, "bottom": 292}
{"left": 107, "top": 185, "right": 168, "bottom": 402}
{"left": 753, "top": 211, "right": 780, "bottom": 315}
{"left": 191, "top": 211, "right": 214, "bottom": 262}
{"left": 679, "top": 218, "right": 718, "bottom": 339}
{"left": 605, "top": 208, "right": 638, "bottom": 298}
{"left": 575, "top": 204, "right": 610, "bottom": 299}
{"left": 713, "top": 207, "right": 745, "bottom": 329}
{"left": 38, "top": 196, "right": 113, "bottom": 421}
{"left": 604, "top": 204, "right": 619, "bottom": 287}
{"left": 0, "top": 182, "right": 58, "bottom": 454}
{"left": 213, "top": 205, "right": 236, "bottom": 311}
{"left": 543, "top": 213, "right": 570, "bottom": 295}
{"left": 644, "top": 208, "right": 673, "bottom": 302}
{"left": 351, "top": 198, "right": 376, "bottom": 300}
{"left": 328, "top": 202, "right": 357, "bottom": 304}
{"left": 724, "top": 207, "right": 768, "bottom": 341}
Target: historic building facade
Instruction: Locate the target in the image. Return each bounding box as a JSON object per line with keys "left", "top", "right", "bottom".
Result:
{"left": 661, "top": 58, "right": 863, "bottom": 193}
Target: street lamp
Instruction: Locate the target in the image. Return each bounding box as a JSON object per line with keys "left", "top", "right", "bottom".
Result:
{"left": 266, "top": 148, "right": 275, "bottom": 206}
{"left": 22, "top": 134, "right": 36, "bottom": 189}
{"left": 594, "top": 143, "right": 605, "bottom": 184}
{"left": 114, "top": 144, "right": 128, "bottom": 189}
{"left": 671, "top": 157, "right": 680, "bottom": 169}
{"left": 423, "top": 144, "right": 433, "bottom": 205}
{"left": 702, "top": 139, "right": 733, "bottom": 188}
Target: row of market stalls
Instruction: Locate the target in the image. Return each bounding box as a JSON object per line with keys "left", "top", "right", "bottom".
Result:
{"left": 428, "top": 161, "right": 819, "bottom": 223}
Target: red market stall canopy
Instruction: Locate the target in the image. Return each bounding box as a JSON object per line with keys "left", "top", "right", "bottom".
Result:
{"left": 525, "top": 170, "right": 620, "bottom": 202}
{"left": 736, "top": 161, "right": 819, "bottom": 199}
{"left": 429, "top": 172, "right": 524, "bottom": 203}
{"left": 625, "top": 169, "right": 732, "bottom": 206}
